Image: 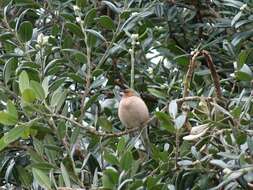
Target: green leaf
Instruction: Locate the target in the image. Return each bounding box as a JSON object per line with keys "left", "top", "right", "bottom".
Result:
{"left": 22, "top": 88, "right": 36, "bottom": 102}
{"left": 50, "top": 88, "right": 68, "bottom": 112}
{"left": 0, "top": 111, "right": 17, "bottom": 125}
{"left": 85, "top": 29, "right": 107, "bottom": 42}
{"left": 117, "top": 137, "right": 126, "bottom": 154}
{"left": 7, "top": 100, "right": 18, "bottom": 119}
{"left": 65, "top": 22, "right": 83, "bottom": 38}
{"left": 0, "top": 126, "right": 27, "bottom": 151}
{"left": 104, "top": 150, "right": 119, "bottom": 165}
{"left": 84, "top": 8, "right": 96, "bottom": 26}
{"left": 97, "top": 15, "right": 115, "bottom": 30}
{"left": 147, "top": 88, "right": 166, "bottom": 99}
{"left": 30, "top": 80, "right": 45, "bottom": 100}
{"left": 76, "top": 0, "right": 86, "bottom": 8}
{"left": 236, "top": 64, "right": 253, "bottom": 81}
{"left": 102, "top": 168, "right": 119, "bottom": 189}
{"left": 155, "top": 112, "right": 175, "bottom": 133}
{"left": 19, "top": 71, "right": 30, "bottom": 93}
{"left": 57, "top": 121, "right": 66, "bottom": 139}
{"left": 120, "top": 151, "right": 133, "bottom": 171}
{"left": 98, "top": 117, "right": 112, "bottom": 132}
{"left": 42, "top": 77, "right": 49, "bottom": 98}
{"left": 18, "top": 21, "right": 33, "bottom": 42}
{"left": 32, "top": 168, "right": 52, "bottom": 190}
{"left": 236, "top": 131, "right": 247, "bottom": 145}
{"left": 15, "top": 0, "right": 40, "bottom": 8}
{"left": 60, "top": 163, "right": 71, "bottom": 187}
{"left": 3, "top": 57, "right": 18, "bottom": 85}
{"left": 102, "top": 1, "right": 121, "bottom": 14}
{"left": 30, "top": 162, "right": 56, "bottom": 172}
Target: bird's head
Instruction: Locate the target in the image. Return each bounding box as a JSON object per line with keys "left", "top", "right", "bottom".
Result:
{"left": 121, "top": 88, "right": 136, "bottom": 97}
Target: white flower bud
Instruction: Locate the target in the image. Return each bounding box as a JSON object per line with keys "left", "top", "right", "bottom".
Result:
{"left": 131, "top": 12, "right": 139, "bottom": 16}
{"left": 147, "top": 67, "right": 153, "bottom": 74}
{"left": 223, "top": 168, "right": 232, "bottom": 174}
{"left": 240, "top": 4, "right": 247, "bottom": 11}
{"left": 128, "top": 48, "right": 133, "bottom": 54}
{"left": 233, "top": 61, "right": 237, "bottom": 70}
{"left": 37, "top": 33, "right": 44, "bottom": 44}
{"left": 76, "top": 17, "right": 81, "bottom": 23}
{"left": 37, "top": 33, "right": 49, "bottom": 46}
{"left": 131, "top": 34, "right": 139, "bottom": 40}
{"left": 73, "top": 5, "right": 81, "bottom": 12}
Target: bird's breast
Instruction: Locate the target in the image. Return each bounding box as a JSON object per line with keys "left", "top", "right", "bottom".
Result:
{"left": 118, "top": 96, "right": 149, "bottom": 128}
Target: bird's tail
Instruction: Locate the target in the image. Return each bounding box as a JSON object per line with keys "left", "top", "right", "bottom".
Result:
{"left": 140, "top": 127, "right": 152, "bottom": 157}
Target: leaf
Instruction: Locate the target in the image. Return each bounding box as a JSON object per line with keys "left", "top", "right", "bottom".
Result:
{"left": 98, "top": 117, "right": 112, "bottom": 132}
{"left": 210, "top": 159, "right": 230, "bottom": 169}
{"left": 102, "top": 1, "right": 121, "bottom": 14}
{"left": 177, "top": 160, "right": 193, "bottom": 166}
{"left": 231, "top": 30, "right": 253, "bottom": 46}
{"left": 120, "top": 151, "right": 133, "bottom": 171}
{"left": 247, "top": 137, "right": 253, "bottom": 155}
{"left": 3, "top": 57, "right": 18, "bottom": 85}
{"left": 231, "top": 11, "right": 242, "bottom": 26}
{"left": 211, "top": 102, "right": 233, "bottom": 118}
{"left": 117, "top": 137, "right": 126, "bottom": 154}
{"left": 76, "top": 0, "right": 87, "bottom": 8}
{"left": 102, "top": 167, "right": 119, "bottom": 189}
{"left": 85, "top": 29, "right": 107, "bottom": 42}
{"left": 51, "top": 88, "right": 68, "bottom": 112}
{"left": 0, "top": 112, "right": 17, "bottom": 126}
{"left": 65, "top": 22, "right": 83, "bottom": 38}
{"left": 97, "top": 15, "right": 115, "bottom": 30}
{"left": 84, "top": 8, "right": 96, "bottom": 26}
{"left": 174, "top": 114, "right": 186, "bottom": 129}
{"left": 104, "top": 150, "right": 119, "bottom": 165}
{"left": 147, "top": 88, "right": 166, "bottom": 99}
{"left": 32, "top": 168, "right": 52, "bottom": 190}
{"left": 30, "top": 80, "right": 45, "bottom": 100}
{"left": 0, "top": 126, "right": 27, "bottom": 151}
{"left": 155, "top": 112, "right": 175, "bottom": 133}
{"left": 42, "top": 77, "right": 49, "bottom": 98}
{"left": 22, "top": 88, "right": 36, "bottom": 102}
{"left": 19, "top": 70, "right": 30, "bottom": 93}
{"left": 60, "top": 163, "right": 71, "bottom": 187}
{"left": 183, "top": 126, "right": 209, "bottom": 141}
{"left": 90, "top": 74, "right": 107, "bottom": 89}
{"left": 30, "top": 163, "right": 56, "bottom": 171}
{"left": 18, "top": 21, "right": 33, "bottom": 42}
{"left": 236, "top": 64, "right": 253, "bottom": 81}
{"left": 7, "top": 100, "right": 18, "bottom": 119}
{"left": 169, "top": 100, "right": 178, "bottom": 119}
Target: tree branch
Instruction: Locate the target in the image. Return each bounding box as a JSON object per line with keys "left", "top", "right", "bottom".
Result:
{"left": 51, "top": 96, "right": 214, "bottom": 137}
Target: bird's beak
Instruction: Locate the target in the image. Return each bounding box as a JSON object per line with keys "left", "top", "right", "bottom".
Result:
{"left": 119, "top": 91, "right": 124, "bottom": 96}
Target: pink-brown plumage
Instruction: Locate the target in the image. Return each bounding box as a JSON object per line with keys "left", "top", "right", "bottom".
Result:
{"left": 118, "top": 89, "right": 151, "bottom": 156}
{"left": 118, "top": 89, "right": 149, "bottom": 129}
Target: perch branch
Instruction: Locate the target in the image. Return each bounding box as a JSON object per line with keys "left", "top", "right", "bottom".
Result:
{"left": 51, "top": 96, "right": 213, "bottom": 137}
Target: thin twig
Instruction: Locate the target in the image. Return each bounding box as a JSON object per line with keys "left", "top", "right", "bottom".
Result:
{"left": 79, "top": 19, "right": 92, "bottom": 122}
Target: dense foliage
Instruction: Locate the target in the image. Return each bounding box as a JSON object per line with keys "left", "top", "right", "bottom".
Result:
{"left": 0, "top": 0, "right": 253, "bottom": 189}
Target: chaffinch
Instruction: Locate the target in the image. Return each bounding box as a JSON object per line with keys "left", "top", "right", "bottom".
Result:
{"left": 118, "top": 88, "right": 151, "bottom": 156}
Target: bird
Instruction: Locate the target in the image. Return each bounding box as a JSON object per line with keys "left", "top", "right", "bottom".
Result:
{"left": 118, "top": 88, "right": 151, "bottom": 156}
